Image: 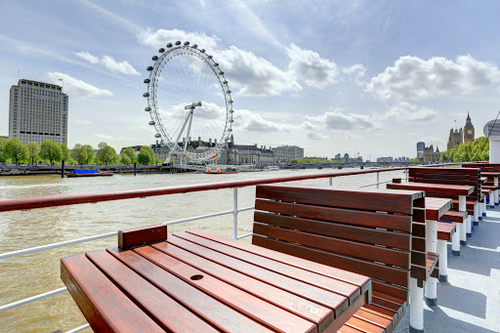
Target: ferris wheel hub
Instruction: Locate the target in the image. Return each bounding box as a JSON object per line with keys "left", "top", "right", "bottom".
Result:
{"left": 184, "top": 101, "right": 202, "bottom": 110}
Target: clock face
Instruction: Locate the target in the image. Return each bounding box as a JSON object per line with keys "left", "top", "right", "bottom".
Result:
{"left": 467, "top": 129, "right": 473, "bottom": 135}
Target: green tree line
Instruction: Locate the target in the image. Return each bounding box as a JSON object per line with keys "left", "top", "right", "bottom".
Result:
{"left": 0, "top": 138, "right": 161, "bottom": 166}
{"left": 440, "top": 136, "right": 489, "bottom": 162}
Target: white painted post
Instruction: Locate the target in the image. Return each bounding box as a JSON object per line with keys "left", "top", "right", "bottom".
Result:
{"left": 459, "top": 196, "right": 467, "bottom": 245}
{"left": 451, "top": 224, "right": 460, "bottom": 256}
{"left": 489, "top": 191, "right": 495, "bottom": 208}
{"left": 425, "top": 219, "right": 438, "bottom": 306}
{"left": 232, "top": 188, "right": 238, "bottom": 239}
{"left": 376, "top": 172, "right": 380, "bottom": 189}
{"left": 410, "top": 277, "right": 424, "bottom": 332}
{"left": 438, "top": 239, "right": 448, "bottom": 282}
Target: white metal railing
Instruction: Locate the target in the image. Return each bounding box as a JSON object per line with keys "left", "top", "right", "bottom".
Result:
{"left": 0, "top": 168, "right": 404, "bottom": 332}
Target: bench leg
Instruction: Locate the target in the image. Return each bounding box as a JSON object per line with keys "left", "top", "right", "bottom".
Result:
{"left": 410, "top": 277, "right": 424, "bottom": 333}
{"left": 467, "top": 213, "right": 473, "bottom": 238}
{"left": 460, "top": 218, "right": 467, "bottom": 245}
{"left": 490, "top": 193, "right": 495, "bottom": 208}
{"left": 425, "top": 219, "right": 438, "bottom": 306}
{"left": 472, "top": 203, "right": 478, "bottom": 229}
{"left": 438, "top": 240, "right": 448, "bottom": 282}
{"left": 483, "top": 200, "right": 487, "bottom": 215}
{"left": 478, "top": 201, "right": 483, "bottom": 220}
{"left": 495, "top": 189, "right": 499, "bottom": 205}
{"left": 452, "top": 223, "right": 460, "bottom": 256}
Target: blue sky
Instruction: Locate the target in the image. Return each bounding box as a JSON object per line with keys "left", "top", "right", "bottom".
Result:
{"left": 1, "top": 0, "right": 500, "bottom": 160}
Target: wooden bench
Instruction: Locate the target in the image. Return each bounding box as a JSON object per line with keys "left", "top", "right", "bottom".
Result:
{"left": 463, "top": 163, "right": 500, "bottom": 210}
{"left": 408, "top": 167, "right": 481, "bottom": 236}
{"left": 253, "top": 185, "right": 435, "bottom": 333}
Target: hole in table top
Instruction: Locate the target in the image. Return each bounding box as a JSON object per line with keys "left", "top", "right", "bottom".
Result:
{"left": 190, "top": 274, "right": 203, "bottom": 280}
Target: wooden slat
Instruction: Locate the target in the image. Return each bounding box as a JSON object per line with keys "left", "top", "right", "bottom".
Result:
{"left": 149, "top": 240, "right": 334, "bottom": 329}
{"left": 61, "top": 253, "right": 165, "bottom": 333}
{"left": 253, "top": 222, "right": 410, "bottom": 269}
{"left": 129, "top": 245, "right": 317, "bottom": 333}
{"left": 252, "top": 235, "right": 410, "bottom": 288}
{"left": 187, "top": 229, "right": 370, "bottom": 289}
{"left": 167, "top": 234, "right": 353, "bottom": 311}
{"left": 255, "top": 199, "right": 412, "bottom": 233}
{"left": 106, "top": 247, "right": 275, "bottom": 333}
{"left": 84, "top": 250, "right": 219, "bottom": 332}
{"left": 256, "top": 185, "right": 422, "bottom": 215}
{"left": 343, "top": 316, "right": 386, "bottom": 333}
{"left": 254, "top": 212, "right": 411, "bottom": 250}
{"left": 437, "top": 222, "right": 456, "bottom": 241}
{"left": 440, "top": 210, "right": 467, "bottom": 223}
{"left": 118, "top": 224, "right": 167, "bottom": 250}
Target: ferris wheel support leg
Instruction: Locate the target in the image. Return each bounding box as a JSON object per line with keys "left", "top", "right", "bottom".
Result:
{"left": 183, "top": 108, "right": 195, "bottom": 155}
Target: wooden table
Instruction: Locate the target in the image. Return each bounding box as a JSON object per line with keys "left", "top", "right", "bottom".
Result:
{"left": 387, "top": 181, "right": 473, "bottom": 249}
{"left": 481, "top": 171, "right": 500, "bottom": 206}
{"left": 61, "top": 228, "right": 372, "bottom": 333}
{"left": 423, "top": 197, "right": 452, "bottom": 303}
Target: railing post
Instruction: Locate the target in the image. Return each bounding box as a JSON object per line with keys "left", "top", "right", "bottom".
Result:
{"left": 232, "top": 188, "right": 238, "bottom": 239}
{"left": 376, "top": 172, "right": 380, "bottom": 189}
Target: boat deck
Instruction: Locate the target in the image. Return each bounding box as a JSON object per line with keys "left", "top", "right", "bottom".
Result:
{"left": 394, "top": 205, "right": 500, "bottom": 333}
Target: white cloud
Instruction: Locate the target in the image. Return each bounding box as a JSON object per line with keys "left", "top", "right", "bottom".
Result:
{"left": 233, "top": 109, "right": 294, "bottom": 132}
{"left": 385, "top": 102, "right": 439, "bottom": 122}
{"left": 306, "top": 110, "right": 376, "bottom": 131}
{"left": 76, "top": 51, "right": 139, "bottom": 76}
{"left": 367, "top": 55, "right": 500, "bottom": 101}
{"left": 75, "top": 51, "right": 99, "bottom": 64}
{"left": 139, "top": 28, "right": 219, "bottom": 51}
{"left": 286, "top": 44, "right": 339, "bottom": 89}
{"left": 342, "top": 64, "right": 366, "bottom": 86}
{"left": 306, "top": 132, "right": 327, "bottom": 140}
{"left": 71, "top": 119, "right": 92, "bottom": 125}
{"left": 47, "top": 72, "right": 113, "bottom": 98}
{"left": 217, "top": 46, "right": 301, "bottom": 96}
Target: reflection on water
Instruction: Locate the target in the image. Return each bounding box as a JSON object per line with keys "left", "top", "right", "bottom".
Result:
{"left": 0, "top": 169, "right": 403, "bottom": 332}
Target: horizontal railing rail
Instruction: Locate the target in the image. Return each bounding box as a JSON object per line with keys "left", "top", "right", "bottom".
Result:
{"left": 0, "top": 167, "right": 407, "bottom": 332}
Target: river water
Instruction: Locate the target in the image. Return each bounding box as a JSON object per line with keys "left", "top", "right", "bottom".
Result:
{"left": 0, "top": 168, "right": 403, "bottom": 333}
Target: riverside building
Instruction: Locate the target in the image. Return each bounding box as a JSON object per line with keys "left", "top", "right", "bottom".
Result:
{"left": 9, "top": 79, "right": 68, "bottom": 146}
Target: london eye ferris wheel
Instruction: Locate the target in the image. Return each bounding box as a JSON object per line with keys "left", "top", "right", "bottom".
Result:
{"left": 143, "top": 41, "right": 234, "bottom": 165}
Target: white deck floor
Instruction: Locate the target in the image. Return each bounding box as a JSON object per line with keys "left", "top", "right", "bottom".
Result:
{"left": 394, "top": 205, "right": 500, "bottom": 333}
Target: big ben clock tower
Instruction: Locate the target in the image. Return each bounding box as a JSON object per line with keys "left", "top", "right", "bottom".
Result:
{"left": 464, "top": 112, "right": 475, "bottom": 142}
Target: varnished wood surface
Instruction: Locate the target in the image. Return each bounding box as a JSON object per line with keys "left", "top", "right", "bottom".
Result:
{"left": 62, "top": 230, "right": 370, "bottom": 333}
{"left": 386, "top": 182, "right": 473, "bottom": 196}
{"left": 424, "top": 197, "right": 452, "bottom": 220}
{"left": 437, "top": 222, "right": 456, "bottom": 241}
{"left": 253, "top": 185, "right": 424, "bottom": 333}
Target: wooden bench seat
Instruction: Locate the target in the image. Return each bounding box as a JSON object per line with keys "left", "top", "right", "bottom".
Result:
{"left": 440, "top": 210, "right": 467, "bottom": 223}
{"left": 437, "top": 222, "right": 456, "bottom": 241}
{"left": 253, "top": 185, "right": 432, "bottom": 333}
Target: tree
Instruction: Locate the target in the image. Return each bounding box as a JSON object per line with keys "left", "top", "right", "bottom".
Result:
{"left": 83, "top": 145, "right": 96, "bottom": 164}
{"left": 97, "top": 142, "right": 119, "bottom": 165}
{"left": 121, "top": 147, "right": 137, "bottom": 165}
{"left": 72, "top": 143, "right": 88, "bottom": 165}
{"left": 60, "top": 144, "right": 73, "bottom": 164}
{"left": 40, "top": 140, "right": 62, "bottom": 164}
{"left": 440, "top": 136, "right": 489, "bottom": 162}
{"left": 27, "top": 142, "right": 41, "bottom": 164}
{"left": 137, "top": 146, "right": 154, "bottom": 164}
{"left": 5, "top": 138, "right": 29, "bottom": 164}
{"left": 120, "top": 154, "right": 132, "bottom": 165}
{"left": 0, "top": 137, "right": 8, "bottom": 163}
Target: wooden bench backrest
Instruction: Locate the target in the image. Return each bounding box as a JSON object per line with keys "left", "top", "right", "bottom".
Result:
{"left": 252, "top": 185, "right": 426, "bottom": 302}
{"left": 408, "top": 167, "right": 482, "bottom": 201}
{"left": 463, "top": 163, "right": 500, "bottom": 185}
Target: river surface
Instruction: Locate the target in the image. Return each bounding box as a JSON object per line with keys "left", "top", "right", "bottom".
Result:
{"left": 0, "top": 168, "right": 403, "bottom": 333}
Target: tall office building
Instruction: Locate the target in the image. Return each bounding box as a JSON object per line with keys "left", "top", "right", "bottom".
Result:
{"left": 9, "top": 79, "right": 68, "bottom": 146}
